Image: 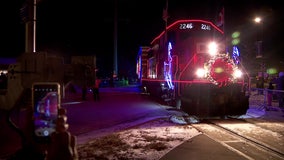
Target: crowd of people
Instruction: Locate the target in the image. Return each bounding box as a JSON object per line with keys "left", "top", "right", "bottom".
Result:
{"left": 262, "top": 72, "right": 284, "bottom": 114}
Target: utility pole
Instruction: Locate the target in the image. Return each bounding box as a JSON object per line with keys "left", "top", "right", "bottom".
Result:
{"left": 113, "top": 0, "right": 118, "bottom": 78}
{"left": 254, "top": 17, "right": 265, "bottom": 80}
{"left": 162, "top": 0, "right": 169, "bottom": 45}
{"left": 24, "top": 0, "right": 37, "bottom": 53}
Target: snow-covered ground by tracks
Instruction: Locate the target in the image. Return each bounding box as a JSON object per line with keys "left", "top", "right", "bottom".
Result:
{"left": 76, "top": 90, "right": 284, "bottom": 160}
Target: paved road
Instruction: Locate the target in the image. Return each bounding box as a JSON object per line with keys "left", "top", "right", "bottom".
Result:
{"left": 62, "top": 86, "right": 173, "bottom": 143}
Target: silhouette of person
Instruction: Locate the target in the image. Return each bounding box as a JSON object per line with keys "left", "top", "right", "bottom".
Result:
{"left": 92, "top": 79, "right": 101, "bottom": 101}
{"left": 46, "top": 108, "right": 78, "bottom": 160}
{"left": 267, "top": 81, "right": 274, "bottom": 108}
{"left": 276, "top": 72, "right": 284, "bottom": 109}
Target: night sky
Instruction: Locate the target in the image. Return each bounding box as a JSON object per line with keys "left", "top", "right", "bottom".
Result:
{"left": 1, "top": 0, "right": 283, "bottom": 77}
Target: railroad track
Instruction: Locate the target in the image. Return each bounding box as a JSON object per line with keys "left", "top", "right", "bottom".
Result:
{"left": 191, "top": 118, "right": 284, "bottom": 160}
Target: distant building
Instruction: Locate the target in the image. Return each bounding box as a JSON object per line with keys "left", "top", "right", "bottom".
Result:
{"left": 0, "top": 52, "right": 97, "bottom": 110}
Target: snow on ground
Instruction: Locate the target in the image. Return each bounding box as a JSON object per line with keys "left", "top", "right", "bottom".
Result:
{"left": 76, "top": 91, "right": 283, "bottom": 160}
{"left": 77, "top": 118, "right": 201, "bottom": 160}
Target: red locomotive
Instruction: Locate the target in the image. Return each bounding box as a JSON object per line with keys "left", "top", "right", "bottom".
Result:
{"left": 136, "top": 19, "right": 249, "bottom": 118}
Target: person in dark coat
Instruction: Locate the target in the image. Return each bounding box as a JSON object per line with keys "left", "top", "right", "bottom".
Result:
{"left": 276, "top": 72, "right": 284, "bottom": 109}
{"left": 256, "top": 76, "right": 264, "bottom": 95}
{"left": 92, "top": 79, "right": 101, "bottom": 101}
{"left": 267, "top": 81, "right": 274, "bottom": 107}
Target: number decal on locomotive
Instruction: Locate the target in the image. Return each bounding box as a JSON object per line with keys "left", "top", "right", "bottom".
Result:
{"left": 179, "top": 23, "right": 211, "bottom": 31}
{"left": 179, "top": 23, "right": 194, "bottom": 30}
{"left": 201, "top": 24, "right": 211, "bottom": 30}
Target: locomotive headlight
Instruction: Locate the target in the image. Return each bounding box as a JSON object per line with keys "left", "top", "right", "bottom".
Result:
{"left": 208, "top": 42, "right": 218, "bottom": 56}
{"left": 196, "top": 68, "right": 206, "bottom": 78}
{"left": 233, "top": 69, "right": 242, "bottom": 78}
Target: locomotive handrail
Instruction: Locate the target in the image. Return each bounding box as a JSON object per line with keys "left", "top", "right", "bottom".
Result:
{"left": 177, "top": 55, "right": 195, "bottom": 97}
{"left": 235, "top": 56, "right": 251, "bottom": 95}
{"left": 173, "top": 55, "right": 179, "bottom": 100}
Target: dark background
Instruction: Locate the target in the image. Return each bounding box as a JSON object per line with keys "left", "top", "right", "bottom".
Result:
{"left": 1, "top": 0, "right": 283, "bottom": 78}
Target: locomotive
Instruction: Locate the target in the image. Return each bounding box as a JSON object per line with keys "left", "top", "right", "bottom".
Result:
{"left": 136, "top": 19, "right": 249, "bottom": 118}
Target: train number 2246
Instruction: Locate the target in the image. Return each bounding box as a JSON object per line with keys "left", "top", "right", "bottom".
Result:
{"left": 179, "top": 23, "right": 211, "bottom": 31}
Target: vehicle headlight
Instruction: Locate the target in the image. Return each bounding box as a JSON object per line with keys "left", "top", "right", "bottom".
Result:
{"left": 233, "top": 69, "right": 242, "bottom": 79}
{"left": 196, "top": 68, "right": 206, "bottom": 78}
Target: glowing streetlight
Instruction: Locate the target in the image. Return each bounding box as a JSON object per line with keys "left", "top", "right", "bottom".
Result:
{"left": 254, "top": 16, "right": 263, "bottom": 58}
{"left": 254, "top": 16, "right": 265, "bottom": 81}
{"left": 254, "top": 17, "right": 262, "bottom": 23}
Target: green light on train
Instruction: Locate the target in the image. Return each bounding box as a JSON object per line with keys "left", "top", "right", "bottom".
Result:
{"left": 231, "top": 31, "right": 240, "bottom": 45}
{"left": 232, "top": 32, "right": 240, "bottom": 38}
{"left": 267, "top": 68, "right": 277, "bottom": 74}
{"left": 232, "top": 39, "right": 240, "bottom": 45}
